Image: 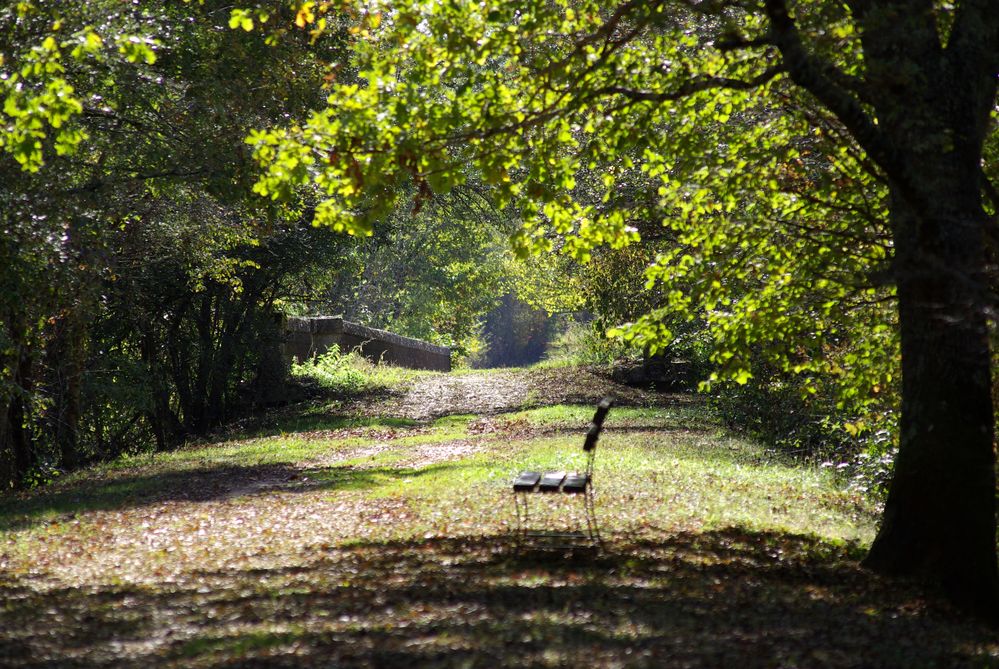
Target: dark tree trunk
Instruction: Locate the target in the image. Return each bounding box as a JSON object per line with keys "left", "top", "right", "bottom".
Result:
{"left": 7, "top": 351, "right": 35, "bottom": 486}
{"left": 207, "top": 291, "right": 247, "bottom": 429}
{"left": 190, "top": 294, "right": 216, "bottom": 433}
{"left": 763, "top": 0, "right": 999, "bottom": 617}
{"left": 863, "top": 174, "right": 999, "bottom": 618}
{"left": 141, "top": 330, "right": 184, "bottom": 451}
{"left": 0, "top": 313, "right": 36, "bottom": 489}
{"left": 45, "top": 310, "right": 86, "bottom": 470}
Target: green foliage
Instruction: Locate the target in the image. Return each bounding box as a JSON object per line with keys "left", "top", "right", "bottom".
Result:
{"left": 291, "top": 346, "right": 369, "bottom": 393}
{"left": 0, "top": 0, "right": 353, "bottom": 488}
{"left": 538, "top": 318, "right": 631, "bottom": 368}
{"left": 291, "top": 345, "right": 427, "bottom": 395}
{"left": 295, "top": 186, "right": 514, "bottom": 355}
{"left": 244, "top": 0, "right": 896, "bottom": 434}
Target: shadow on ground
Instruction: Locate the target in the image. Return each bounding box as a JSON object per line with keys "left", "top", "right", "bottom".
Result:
{"left": 2, "top": 529, "right": 996, "bottom": 668}
{"left": 0, "top": 460, "right": 474, "bottom": 532}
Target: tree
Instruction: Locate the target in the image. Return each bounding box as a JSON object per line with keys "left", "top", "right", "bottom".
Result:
{"left": 246, "top": 1, "right": 999, "bottom": 615}
{"left": 0, "top": 0, "right": 352, "bottom": 484}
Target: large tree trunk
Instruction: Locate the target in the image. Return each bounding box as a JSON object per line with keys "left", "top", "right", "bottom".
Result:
{"left": 863, "top": 176, "right": 999, "bottom": 618}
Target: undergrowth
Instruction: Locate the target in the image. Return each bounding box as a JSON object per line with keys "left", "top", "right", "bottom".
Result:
{"left": 535, "top": 319, "right": 635, "bottom": 368}
{"left": 290, "top": 346, "right": 428, "bottom": 394}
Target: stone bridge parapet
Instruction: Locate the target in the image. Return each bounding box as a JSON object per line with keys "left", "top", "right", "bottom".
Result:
{"left": 284, "top": 316, "right": 451, "bottom": 372}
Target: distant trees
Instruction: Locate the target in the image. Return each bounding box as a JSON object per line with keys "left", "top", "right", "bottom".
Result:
{"left": 302, "top": 186, "right": 514, "bottom": 355}
{"left": 246, "top": 0, "right": 999, "bottom": 616}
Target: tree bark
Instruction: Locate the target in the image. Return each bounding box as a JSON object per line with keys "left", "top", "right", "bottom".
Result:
{"left": 762, "top": 0, "right": 999, "bottom": 618}
{"left": 863, "top": 178, "right": 999, "bottom": 619}
{"left": 0, "top": 313, "right": 36, "bottom": 490}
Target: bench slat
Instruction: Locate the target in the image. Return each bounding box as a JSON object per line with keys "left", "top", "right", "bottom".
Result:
{"left": 561, "top": 472, "right": 589, "bottom": 493}
{"left": 513, "top": 471, "right": 541, "bottom": 492}
{"left": 538, "top": 471, "right": 567, "bottom": 492}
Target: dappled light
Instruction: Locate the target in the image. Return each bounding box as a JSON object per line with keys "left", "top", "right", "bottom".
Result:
{"left": 3, "top": 370, "right": 996, "bottom": 665}
{"left": 2, "top": 532, "right": 995, "bottom": 667}
{"left": 4, "top": 0, "right": 999, "bottom": 662}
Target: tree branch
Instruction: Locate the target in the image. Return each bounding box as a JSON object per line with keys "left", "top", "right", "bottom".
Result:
{"left": 944, "top": 0, "right": 999, "bottom": 143}
{"left": 762, "top": 0, "right": 903, "bottom": 185}
{"left": 589, "top": 63, "right": 787, "bottom": 103}
{"left": 715, "top": 34, "right": 774, "bottom": 52}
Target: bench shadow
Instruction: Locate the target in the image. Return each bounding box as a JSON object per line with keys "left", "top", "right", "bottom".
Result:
{"left": 2, "top": 528, "right": 996, "bottom": 668}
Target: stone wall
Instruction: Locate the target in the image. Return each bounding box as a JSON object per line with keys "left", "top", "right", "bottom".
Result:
{"left": 284, "top": 316, "right": 451, "bottom": 372}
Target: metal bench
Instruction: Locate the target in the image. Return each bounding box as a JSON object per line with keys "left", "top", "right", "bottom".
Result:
{"left": 512, "top": 397, "right": 612, "bottom": 548}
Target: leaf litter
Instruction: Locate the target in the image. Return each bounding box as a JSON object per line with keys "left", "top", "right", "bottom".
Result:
{"left": 1, "top": 367, "right": 997, "bottom": 667}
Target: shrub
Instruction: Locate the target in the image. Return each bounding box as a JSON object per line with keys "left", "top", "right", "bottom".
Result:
{"left": 290, "top": 345, "right": 428, "bottom": 395}
{"left": 290, "top": 346, "right": 370, "bottom": 394}
{"left": 538, "top": 318, "right": 636, "bottom": 368}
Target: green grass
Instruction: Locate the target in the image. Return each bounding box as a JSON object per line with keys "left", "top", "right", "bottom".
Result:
{"left": 508, "top": 404, "right": 719, "bottom": 430}
{"left": 291, "top": 346, "right": 432, "bottom": 393}
{"left": 247, "top": 414, "right": 419, "bottom": 438}
{"left": 0, "top": 401, "right": 994, "bottom": 668}
{"left": 0, "top": 405, "right": 866, "bottom": 539}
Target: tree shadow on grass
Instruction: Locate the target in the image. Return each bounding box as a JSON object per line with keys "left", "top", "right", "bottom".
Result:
{"left": 2, "top": 528, "right": 997, "bottom": 668}
{"left": 0, "top": 460, "right": 473, "bottom": 532}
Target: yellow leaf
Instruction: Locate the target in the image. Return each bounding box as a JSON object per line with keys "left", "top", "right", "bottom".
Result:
{"left": 295, "top": 3, "right": 315, "bottom": 28}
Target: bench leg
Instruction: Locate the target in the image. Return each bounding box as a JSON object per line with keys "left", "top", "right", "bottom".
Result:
{"left": 513, "top": 493, "right": 530, "bottom": 547}
{"left": 513, "top": 490, "right": 600, "bottom": 551}
{"left": 584, "top": 486, "right": 601, "bottom": 546}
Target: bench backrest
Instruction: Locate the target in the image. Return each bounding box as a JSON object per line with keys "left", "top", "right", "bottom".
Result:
{"left": 583, "top": 397, "right": 613, "bottom": 452}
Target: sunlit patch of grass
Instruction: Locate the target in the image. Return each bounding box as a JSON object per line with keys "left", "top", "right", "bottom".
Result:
{"left": 369, "top": 428, "right": 876, "bottom": 545}
{"left": 250, "top": 414, "right": 419, "bottom": 438}
{"left": 5, "top": 398, "right": 997, "bottom": 667}
{"left": 508, "top": 404, "right": 719, "bottom": 431}
{"left": 430, "top": 414, "right": 476, "bottom": 429}
{"left": 291, "top": 346, "right": 432, "bottom": 394}
{"left": 446, "top": 366, "right": 521, "bottom": 377}
{"left": 176, "top": 629, "right": 302, "bottom": 661}
{"left": 0, "top": 402, "right": 874, "bottom": 551}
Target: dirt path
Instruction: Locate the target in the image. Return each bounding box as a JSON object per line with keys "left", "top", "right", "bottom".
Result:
{"left": 393, "top": 371, "right": 531, "bottom": 419}
{"left": 365, "top": 366, "right": 695, "bottom": 420}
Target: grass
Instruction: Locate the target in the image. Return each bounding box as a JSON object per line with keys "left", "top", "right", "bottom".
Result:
{"left": 291, "top": 346, "right": 432, "bottom": 394}
{"left": 0, "top": 399, "right": 996, "bottom": 667}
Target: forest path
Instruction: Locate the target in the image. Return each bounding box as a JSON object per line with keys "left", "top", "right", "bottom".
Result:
{"left": 359, "top": 365, "right": 693, "bottom": 420}
{"left": 1, "top": 366, "right": 995, "bottom": 667}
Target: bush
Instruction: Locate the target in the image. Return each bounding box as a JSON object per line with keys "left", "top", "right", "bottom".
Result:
{"left": 538, "top": 318, "right": 636, "bottom": 368}
{"left": 712, "top": 366, "right": 898, "bottom": 498}
{"left": 290, "top": 346, "right": 370, "bottom": 394}
{"left": 290, "top": 345, "right": 428, "bottom": 395}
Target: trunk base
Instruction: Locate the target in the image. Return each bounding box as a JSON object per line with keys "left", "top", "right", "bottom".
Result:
{"left": 864, "top": 526, "right": 999, "bottom": 623}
